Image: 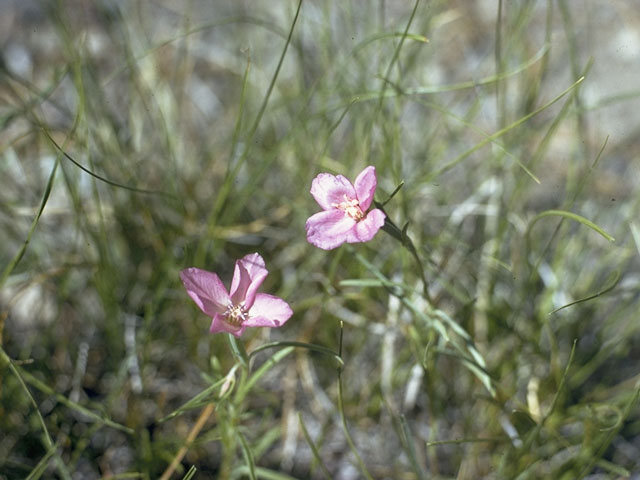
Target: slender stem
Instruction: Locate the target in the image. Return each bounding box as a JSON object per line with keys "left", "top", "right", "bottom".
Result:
{"left": 379, "top": 212, "right": 432, "bottom": 304}
{"left": 159, "top": 403, "right": 215, "bottom": 480}
{"left": 334, "top": 320, "right": 374, "bottom": 479}
{"left": 337, "top": 373, "right": 375, "bottom": 480}
{"left": 0, "top": 348, "right": 71, "bottom": 479}
{"left": 195, "top": 0, "right": 304, "bottom": 265}
{"left": 227, "top": 334, "right": 250, "bottom": 370}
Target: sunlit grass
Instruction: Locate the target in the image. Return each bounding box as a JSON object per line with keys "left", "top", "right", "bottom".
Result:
{"left": 2, "top": 0, "right": 640, "bottom": 478}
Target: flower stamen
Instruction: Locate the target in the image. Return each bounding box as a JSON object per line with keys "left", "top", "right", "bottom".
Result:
{"left": 332, "top": 195, "right": 365, "bottom": 221}
{"left": 224, "top": 303, "right": 248, "bottom": 327}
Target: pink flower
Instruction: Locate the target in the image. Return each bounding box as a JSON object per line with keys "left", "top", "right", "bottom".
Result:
{"left": 180, "top": 253, "right": 293, "bottom": 337}
{"left": 306, "top": 166, "right": 386, "bottom": 250}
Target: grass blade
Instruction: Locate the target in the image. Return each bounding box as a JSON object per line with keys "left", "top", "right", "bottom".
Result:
{"left": 298, "top": 412, "right": 332, "bottom": 480}
{"left": 527, "top": 209, "right": 615, "bottom": 244}
{"left": 0, "top": 156, "right": 58, "bottom": 289}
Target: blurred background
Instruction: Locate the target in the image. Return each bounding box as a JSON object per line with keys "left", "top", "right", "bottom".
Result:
{"left": 2, "top": 0, "right": 640, "bottom": 478}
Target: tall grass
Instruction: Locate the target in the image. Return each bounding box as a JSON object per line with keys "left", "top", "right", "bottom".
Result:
{"left": 1, "top": 1, "right": 640, "bottom": 478}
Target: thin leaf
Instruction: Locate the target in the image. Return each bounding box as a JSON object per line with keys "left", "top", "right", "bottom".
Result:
{"left": 202, "top": 0, "right": 303, "bottom": 250}
{"left": 182, "top": 466, "right": 198, "bottom": 480}
{"left": 427, "top": 437, "right": 507, "bottom": 446}
{"left": 578, "top": 381, "right": 640, "bottom": 477}
{"left": 159, "top": 378, "right": 226, "bottom": 423}
{"left": 0, "top": 348, "right": 72, "bottom": 479}
{"left": 25, "top": 442, "right": 59, "bottom": 480}
{"left": 298, "top": 413, "right": 332, "bottom": 480}
{"left": 11, "top": 356, "right": 133, "bottom": 434}
{"left": 431, "top": 76, "right": 585, "bottom": 178}
{"left": 353, "top": 32, "right": 428, "bottom": 54}
{"left": 337, "top": 374, "right": 375, "bottom": 480}
{"left": 339, "top": 278, "right": 387, "bottom": 288}
{"left": 236, "top": 347, "right": 294, "bottom": 403}
{"left": 333, "top": 44, "right": 550, "bottom": 111}
{"left": 376, "top": 0, "right": 421, "bottom": 110}
{"left": 227, "top": 334, "right": 250, "bottom": 369}
{"left": 232, "top": 466, "right": 299, "bottom": 480}
{"left": 521, "top": 339, "right": 577, "bottom": 454}
{"left": 249, "top": 341, "right": 343, "bottom": 368}
{"left": 0, "top": 156, "right": 58, "bottom": 289}
{"left": 238, "top": 432, "right": 257, "bottom": 480}
{"left": 549, "top": 270, "right": 620, "bottom": 315}
{"left": 527, "top": 209, "right": 615, "bottom": 243}
{"left": 41, "top": 127, "right": 171, "bottom": 197}
{"left": 379, "top": 180, "right": 405, "bottom": 207}
{"left": 399, "top": 415, "right": 426, "bottom": 480}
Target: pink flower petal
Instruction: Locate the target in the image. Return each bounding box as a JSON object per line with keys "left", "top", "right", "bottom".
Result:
{"left": 210, "top": 313, "right": 246, "bottom": 337}
{"left": 354, "top": 166, "right": 378, "bottom": 210}
{"left": 347, "top": 208, "right": 386, "bottom": 243}
{"left": 306, "top": 209, "right": 356, "bottom": 250}
{"left": 180, "top": 268, "right": 230, "bottom": 316}
{"left": 230, "top": 253, "right": 268, "bottom": 309}
{"left": 310, "top": 173, "right": 357, "bottom": 211}
{"left": 245, "top": 293, "right": 293, "bottom": 328}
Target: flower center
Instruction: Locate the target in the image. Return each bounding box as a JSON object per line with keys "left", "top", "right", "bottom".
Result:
{"left": 333, "top": 195, "right": 365, "bottom": 221}
{"left": 224, "top": 303, "right": 248, "bottom": 327}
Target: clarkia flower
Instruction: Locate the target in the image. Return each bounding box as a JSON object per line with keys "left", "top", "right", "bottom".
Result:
{"left": 306, "top": 165, "right": 386, "bottom": 250}
{"left": 180, "top": 253, "right": 292, "bottom": 337}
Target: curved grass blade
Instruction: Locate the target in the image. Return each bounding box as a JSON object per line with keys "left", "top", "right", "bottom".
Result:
{"left": 532, "top": 130, "right": 605, "bottom": 270}
{"left": 103, "top": 15, "right": 293, "bottom": 86}
{"left": 0, "top": 348, "right": 72, "bottom": 479}
{"left": 0, "top": 65, "right": 69, "bottom": 130}
{"left": 41, "top": 128, "right": 172, "bottom": 197}
{"left": 12, "top": 359, "right": 134, "bottom": 434}
{"left": 431, "top": 76, "right": 584, "bottom": 179}
{"left": 527, "top": 209, "right": 615, "bottom": 243}
{"left": 331, "top": 44, "right": 550, "bottom": 112}
{"left": 0, "top": 156, "right": 58, "bottom": 289}
{"left": 578, "top": 382, "right": 640, "bottom": 477}
{"left": 549, "top": 270, "right": 620, "bottom": 315}
{"left": 197, "top": 0, "right": 303, "bottom": 265}
{"left": 411, "top": 97, "right": 540, "bottom": 184}
{"left": 249, "top": 341, "right": 343, "bottom": 368}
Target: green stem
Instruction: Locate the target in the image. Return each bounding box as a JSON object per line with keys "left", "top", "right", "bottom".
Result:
{"left": 379, "top": 210, "right": 432, "bottom": 304}
{"left": 227, "top": 334, "right": 250, "bottom": 370}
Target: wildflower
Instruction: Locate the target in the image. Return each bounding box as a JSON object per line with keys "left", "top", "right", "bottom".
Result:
{"left": 180, "top": 253, "right": 292, "bottom": 337}
{"left": 306, "top": 165, "right": 386, "bottom": 250}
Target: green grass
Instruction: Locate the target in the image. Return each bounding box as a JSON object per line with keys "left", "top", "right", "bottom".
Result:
{"left": 2, "top": 0, "right": 640, "bottom": 478}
